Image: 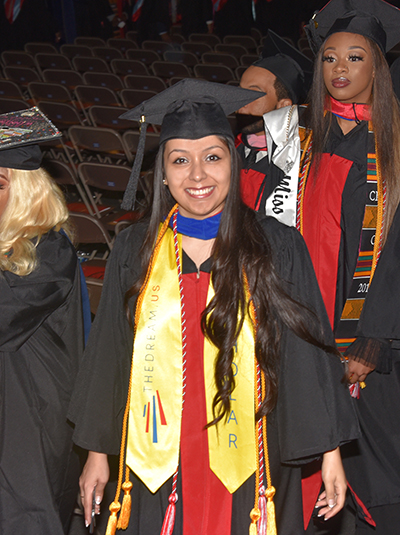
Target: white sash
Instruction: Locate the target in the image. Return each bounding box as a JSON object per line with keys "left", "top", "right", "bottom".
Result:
{"left": 263, "top": 105, "right": 300, "bottom": 227}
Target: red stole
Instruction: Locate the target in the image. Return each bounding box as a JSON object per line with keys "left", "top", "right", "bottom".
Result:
{"left": 302, "top": 154, "right": 353, "bottom": 327}
{"left": 180, "top": 270, "right": 232, "bottom": 535}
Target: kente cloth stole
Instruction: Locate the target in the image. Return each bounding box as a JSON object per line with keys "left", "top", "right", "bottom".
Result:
{"left": 297, "top": 124, "right": 385, "bottom": 352}
{"left": 125, "top": 210, "right": 256, "bottom": 494}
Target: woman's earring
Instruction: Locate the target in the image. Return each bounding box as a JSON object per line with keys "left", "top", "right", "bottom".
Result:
{"left": 163, "top": 178, "right": 167, "bottom": 185}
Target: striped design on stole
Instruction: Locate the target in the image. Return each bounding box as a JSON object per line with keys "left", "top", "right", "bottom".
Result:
{"left": 335, "top": 129, "right": 380, "bottom": 354}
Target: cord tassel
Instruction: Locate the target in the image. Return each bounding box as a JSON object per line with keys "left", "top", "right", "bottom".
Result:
{"left": 105, "top": 501, "right": 121, "bottom": 535}
{"left": 266, "top": 486, "right": 277, "bottom": 535}
{"left": 117, "top": 480, "right": 133, "bottom": 530}
{"left": 249, "top": 508, "right": 260, "bottom": 535}
{"left": 257, "top": 487, "right": 267, "bottom": 535}
{"left": 160, "top": 491, "right": 178, "bottom": 535}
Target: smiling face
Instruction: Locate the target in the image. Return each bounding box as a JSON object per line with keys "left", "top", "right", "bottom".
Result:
{"left": 322, "top": 32, "right": 374, "bottom": 104}
{"left": 0, "top": 167, "right": 10, "bottom": 220}
{"left": 163, "top": 135, "right": 231, "bottom": 220}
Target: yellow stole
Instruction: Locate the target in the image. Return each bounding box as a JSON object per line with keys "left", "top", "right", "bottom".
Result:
{"left": 126, "top": 213, "right": 257, "bottom": 494}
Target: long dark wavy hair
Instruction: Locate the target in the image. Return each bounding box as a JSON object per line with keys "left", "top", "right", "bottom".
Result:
{"left": 125, "top": 136, "right": 338, "bottom": 425}
{"left": 304, "top": 35, "right": 400, "bottom": 244}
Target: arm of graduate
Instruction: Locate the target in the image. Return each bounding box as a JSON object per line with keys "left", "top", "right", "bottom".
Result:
{"left": 258, "top": 217, "right": 361, "bottom": 464}
{"left": 0, "top": 230, "right": 77, "bottom": 352}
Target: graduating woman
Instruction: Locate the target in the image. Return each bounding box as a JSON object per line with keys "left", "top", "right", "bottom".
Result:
{"left": 68, "top": 80, "right": 359, "bottom": 535}
{"left": 292, "top": 0, "right": 400, "bottom": 532}
{"left": 0, "top": 108, "right": 85, "bottom": 534}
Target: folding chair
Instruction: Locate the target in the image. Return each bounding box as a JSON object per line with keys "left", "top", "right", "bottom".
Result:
{"left": 42, "top": 158, "right": 93, "bottom": 214}
{"left": 107, "top": 38, "right": 138, "bottom": 54}
{"left": 42, "top": 69, "right": 84, "bottom": 89}
{"left": 0, "top": 98, "right": 30, "bottom": 113}
{"left": 123, "top": 130, "right": 160, "bottom": 169}
{"left": 151, "top": 61, "right": 192, "bottom": 80}
{"left": 110, "top": 59, "right": 149, "bottom": 77}
{"left": 92, "top": 47, "right": 123, "bottom": 63}
{"left": 234, "top": 66, "right": 247, "bottom": 79}
{"left": 240, "top": 54, "right": 259, "bottom": 67}
{"left": 171, "top": 34, "right": 186, "bottom": 45}
{"left": 28, "top": 81, "right": 73, "bottom": 105}
{"left": 83, "top": 72, "right": 124, "bottom": 92}
{"left": 223, "top": 35, "right": 258, "bottom": 53}
{"left": 77, "top": 161, "right": 131, "bottom": 219}
{"left": 69, "top": 125, "right": 133, "bottom": 165}
{"left": 88, "top": 105, "right": 131, "bottom": 131}
{"left": 4, "top": 66, "right": 41, "bottom": 86}
{"left": 1, "top": 51, "right": 36, "bottom": 69}
{"left": 35, "top": 53, "right": 72, "bottom": 73}
{"left": 126, "top": 31, "right": 138, "bottom": 43}
{"left": 120, "top": 89, "right": 157, "bottom": 109}
{"left": 24, "top": 42, "right": 58, "bottom": 55}
{"left": 126, "top": 48, "right": 160, "bottom": 67}
{"left": 142, "top": 40, "right": 175, "bottom": 56}
{"left": 163, "top": 50, "right": 198, "bottom": 68}
{"left": 37, "top": 101, "right": 85, "bottom": 131}
{"left": 69, "top": 211, "right": 113, "bottom": 262}
{"left": 188, "top": 33, "right": 220, "bottom": 47}
{"left": 215, "top": 43, "right": 248, "bottom": 59}
{"left": 181, "top": 41, "right": 213, "bottom": 60}
{"left": 74, "top": 37, "right": 106, "bottom": 48}
{"left": 193, "top": 64, "right": 236, "bottom": 83}
{"left": 75, "top": 85, "right": 120, "bottom": 109}
{"left": 201, "top": 52, "right": 239, "bottom": 70}
{"left": 60, "top": 44, "right": 93, "bottom": 59}
{"left": 0, "top": 80, "right": 25, "bottom": 100}
{"left": 124, "top": 75, "right": 166, "bottom": 92}
{"left": 72, "top": 57, "right": 110, "bottom": 74}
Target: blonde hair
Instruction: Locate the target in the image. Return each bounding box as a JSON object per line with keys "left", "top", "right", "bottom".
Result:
{"left": 0, "top": 167, "right": 72, "bottom": 276}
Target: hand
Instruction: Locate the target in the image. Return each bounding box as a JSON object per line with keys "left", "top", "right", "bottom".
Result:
{"left": 347, "top": 358, "right": 375, "bottom": 384}
{"left": 79, "top": 451, "right": 110, "bottom": 528}
{"left": 316, "top": 447, "right": 347, "bottom": 521}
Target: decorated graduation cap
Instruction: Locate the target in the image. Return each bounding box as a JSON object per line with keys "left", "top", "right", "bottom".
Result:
{"left": 119, "top": 78, "right": 265, "bottom": 210}
{"left": 305, "top": 0, "right": 400, "bottom": 55}
{"left": 253, "top": 29, "right": 313, "bottom": 103}
{"left": 0, "top": 107, "right": 62, "bottom": 170}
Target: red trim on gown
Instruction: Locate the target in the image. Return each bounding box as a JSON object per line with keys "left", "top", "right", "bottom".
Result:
{"left": 180, "top": 270, "right": 232, "bottom": 535}
{"left": 302, "top": 153, "right": 353, "bottom": 328}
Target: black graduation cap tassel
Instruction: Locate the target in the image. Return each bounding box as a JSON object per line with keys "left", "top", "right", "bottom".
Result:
{"left": 121, "top": 116, "right": 148, "bottom": 211}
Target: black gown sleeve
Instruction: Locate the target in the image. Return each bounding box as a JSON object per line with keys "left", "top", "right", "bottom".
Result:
{"left": 0, "top": 231, "right": 77, "bottom": 352}
{"left": 68, "top": 222, "right": 147, "bottom": 455}
{"left": 258, "top": 216, "right": 360, "bottom": 463}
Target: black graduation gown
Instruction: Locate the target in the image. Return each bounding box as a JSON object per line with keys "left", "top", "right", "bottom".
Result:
{"left": 68, "top": 215, "right": 359, "bottom": 535}
{"left": 0, "top": 230, "right": 84, "bottom": 535}
{"left": 301, "top": 118, "right": 400, "bottom": 511}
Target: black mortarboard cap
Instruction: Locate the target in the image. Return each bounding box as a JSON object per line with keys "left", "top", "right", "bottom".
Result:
{"left": 255, "top": 30, "right": 313, "bottom": 103}
{"left": 305, "top": 0, "right": 400, "bottom": 55}
{"left": 119, "top": 78, "right": 264, "bottom": 210}
{"left": 0, "top": 107, "right": 62, "bottom": 170}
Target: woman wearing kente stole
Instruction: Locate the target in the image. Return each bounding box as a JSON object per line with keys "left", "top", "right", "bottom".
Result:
{"left": 296, "top": 1, "right": 400, "bottom": 533}
{"left": 69, "top": 80, "right": 359, "bottom": 535}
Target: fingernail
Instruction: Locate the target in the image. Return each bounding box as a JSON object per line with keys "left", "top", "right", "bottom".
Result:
{"left": 95, "top": 496, "right": 101, "bottom": 505}
{"left": 85, "top": 520, "right": 89, "bottom": 527}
